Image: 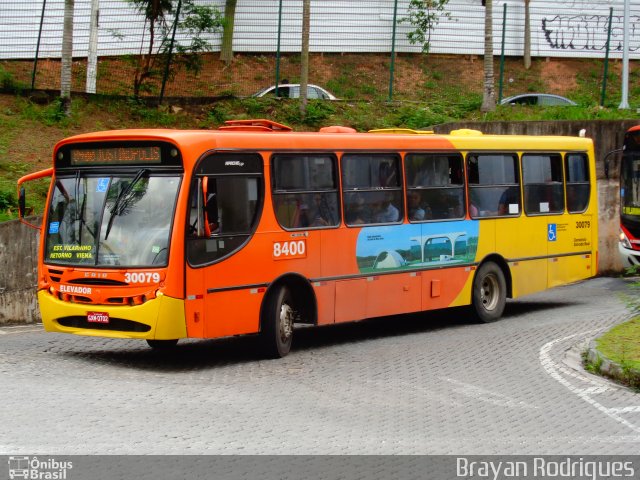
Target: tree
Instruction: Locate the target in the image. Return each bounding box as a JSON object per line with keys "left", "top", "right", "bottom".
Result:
{"left": 129, "top": 0, "right": 222, "bottom": 97}
{"left": 220, "top": 0, "right": 237, "bottom": 65}
{"left": 524, "top": 0, "right": 531, "bottom": 69}
{"left": 481, "top": 0, "right": 496, "bottom": 112}
{"left": 300, "top": 0, "right": 310, "bottom": 115}
{"left": 61, "top": 0, "right": 74, "bottom": 115}
{"left": 400, "top": 0, "right": 451, "bottom": 54}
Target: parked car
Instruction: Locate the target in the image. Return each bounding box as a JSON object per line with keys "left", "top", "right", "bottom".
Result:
{"left": 500, "top": 93, "right": 577, "bottom": 106}
{"left": 252, "top": 83, "right": 338, "bottom": 100}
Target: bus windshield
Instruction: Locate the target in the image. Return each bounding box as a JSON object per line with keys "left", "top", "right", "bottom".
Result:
{"left": 621, "top": 152, "right": 640, "bottom": 215}
{"left": 45, "top": 173, "right": 181, "bottom": 267}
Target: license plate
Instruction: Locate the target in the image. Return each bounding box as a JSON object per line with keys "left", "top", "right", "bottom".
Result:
{"left": 87, "top": 311, "right": 109, "bottom": 324}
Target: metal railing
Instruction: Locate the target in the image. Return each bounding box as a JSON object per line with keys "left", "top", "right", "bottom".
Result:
{"left": 0, "top": 0, "right": 637, "bottom": 101}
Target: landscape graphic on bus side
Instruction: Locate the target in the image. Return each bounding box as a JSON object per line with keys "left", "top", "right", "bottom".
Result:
{"left": 356, "top": 220, "right": 480, "bottom": 272}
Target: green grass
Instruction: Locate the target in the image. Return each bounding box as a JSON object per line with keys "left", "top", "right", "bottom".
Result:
{"left": 595, "top": 317, "right": 640, "bottom": 374}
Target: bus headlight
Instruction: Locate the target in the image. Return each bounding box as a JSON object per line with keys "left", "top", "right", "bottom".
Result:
{"left": 620, "top": 230, "right": 632, "bottom": 249}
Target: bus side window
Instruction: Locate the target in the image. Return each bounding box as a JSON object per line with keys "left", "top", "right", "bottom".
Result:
{"left": 342, "top": 154, "right": 403, "bottom": 226}
{"left": 272, "top": 154, "right": 340, "bottom": 230}
{"left": 187, "top": 153, "right": 264, "bottom": 266}
{"left": 467, "top": 153, "right": 520, "bottom": 218}
{"left": 565, "top": 153, "right": 590, "bottom": 213}
{"left": 405, "top": 153, "right": 465, "bottom": 221}
{"left": 522, "top": 153, "right": 564, "bottom": 215}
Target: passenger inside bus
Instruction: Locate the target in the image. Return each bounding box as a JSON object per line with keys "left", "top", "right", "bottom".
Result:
{"left": 345, "top": 194, "right": 370, "bottom": 225}
{"left": 372, "top": 192, "right": 400, "bottom": 223}
{"left": 408, "top": 191, "right": 427, "bottom": 221}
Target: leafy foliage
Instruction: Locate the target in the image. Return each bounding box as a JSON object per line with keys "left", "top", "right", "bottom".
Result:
{"left": 128, "top": 0, "right": 223, "bottom": 96}
{"left": 400, "top": 0, "right": 452, "bottom": 54}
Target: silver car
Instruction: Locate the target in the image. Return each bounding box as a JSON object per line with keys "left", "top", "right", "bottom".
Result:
{"left": 500, "top": 93, "right": 577, "bottom": 106}
{"left": 252, "top": 83, "right": 338, "bottom": 100}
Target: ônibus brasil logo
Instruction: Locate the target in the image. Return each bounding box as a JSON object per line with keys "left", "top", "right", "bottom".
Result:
{"left": 8, "top": 456, "right": 73, "bottom": 480}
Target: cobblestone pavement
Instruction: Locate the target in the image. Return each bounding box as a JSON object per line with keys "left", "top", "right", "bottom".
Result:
{"left": 0, "top": 277, "right": 639, "bottom": 455}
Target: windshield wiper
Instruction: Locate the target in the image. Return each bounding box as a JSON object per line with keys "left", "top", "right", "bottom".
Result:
{"left": 104, "top": 169, "right": 148, "bottom": 240}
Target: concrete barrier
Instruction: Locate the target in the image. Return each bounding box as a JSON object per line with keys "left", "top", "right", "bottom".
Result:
{"left": 1, "top": 120, "right": 636, "bottom": 324}
{"left": 0, "top": 217, "right": 40, "bottom": 324}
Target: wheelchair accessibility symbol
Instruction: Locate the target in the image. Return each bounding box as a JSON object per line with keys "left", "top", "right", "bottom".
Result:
{"left": 548, "top": 223, "right": 557, "bottom": 242}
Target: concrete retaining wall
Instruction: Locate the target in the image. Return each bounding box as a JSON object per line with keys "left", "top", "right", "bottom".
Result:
{"left": 0, "top": 120, "right": 636, "bottom": 324}
{"left": 0, "top": 217, "right": 40, "bottom": 324}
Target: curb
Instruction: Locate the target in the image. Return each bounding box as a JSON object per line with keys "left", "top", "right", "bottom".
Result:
{"left": 585, "top": 340, "right": 640, "bottom": 390}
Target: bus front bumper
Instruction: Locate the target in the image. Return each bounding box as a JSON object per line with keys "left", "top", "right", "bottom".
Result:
{"left": 619, "top": 243, "right": 640, "bottom": 268}
{"left": 38, "top": 290, "right": 187, "bottom": 340}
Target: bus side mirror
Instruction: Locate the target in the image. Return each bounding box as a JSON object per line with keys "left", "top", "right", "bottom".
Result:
{"left": 18, "top": 187, "right": 26, "bottom": 218}
{"left": 603, "top": 148, "right": 623, "bottom": 180}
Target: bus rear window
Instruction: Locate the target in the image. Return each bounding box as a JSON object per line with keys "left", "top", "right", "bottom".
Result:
{"left": 565, "top": 153, "right": 590, "bottom": 213}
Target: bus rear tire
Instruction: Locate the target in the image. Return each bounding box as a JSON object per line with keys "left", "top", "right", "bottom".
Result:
{"left": 472, "top": 261, "right": 506, "bottom": 323}
{"left": 261, "top": 285, "right": 294, "bottom": 358}
{"left": 146, "top": 339, "right": 179, "bottom": 350}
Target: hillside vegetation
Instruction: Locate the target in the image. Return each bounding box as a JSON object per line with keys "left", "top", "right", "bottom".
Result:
{"left": 1, "top": 54, "right": 639, "bottom": 221}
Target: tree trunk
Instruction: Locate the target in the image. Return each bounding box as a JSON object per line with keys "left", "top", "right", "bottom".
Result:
{"left": 86, "top": 0, "right": 99, "bottom": 93}
{"left": 481, "top": 0, "right": 495, "bottom": 112}
{"left": 220, "top": 0, "right": 237, "bottom": 65}
{"left": 300, "top": 0, "right": 310, "bottom": 116}
{"left": 61, "top": 0, "right": 74, "bottom": 114}
{"left": 524, "top": 0, "right": 531, "bottom": 69}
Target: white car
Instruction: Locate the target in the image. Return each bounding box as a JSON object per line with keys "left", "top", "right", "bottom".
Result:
{"left": 252, "top": 84, "right": 337, "bottom": 100}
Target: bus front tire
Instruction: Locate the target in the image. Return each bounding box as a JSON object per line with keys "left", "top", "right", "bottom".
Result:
{"left": 261, "top": 286, "right": 294, "bottom": 358}
{"left": 472, "top": 262, "right": 506, "bottom": 323}
{"left": 146, "top": 339, "right": 179, "bottom": 350}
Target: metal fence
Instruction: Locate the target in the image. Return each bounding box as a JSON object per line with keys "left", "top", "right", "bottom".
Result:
{"left": 0, "top": 0, "right": 638, "bottom": 99}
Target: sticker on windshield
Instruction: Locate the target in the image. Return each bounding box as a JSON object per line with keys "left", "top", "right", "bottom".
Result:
{"left": 96, "top": 178, "right": 110, "bottom": 193}
{"left": 49, "top": 222, "right": 60, "bottom": 234}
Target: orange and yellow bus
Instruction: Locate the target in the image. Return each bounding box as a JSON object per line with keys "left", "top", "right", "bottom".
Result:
{"left": 18, "top": 119, "right": 598, "bottom": 357}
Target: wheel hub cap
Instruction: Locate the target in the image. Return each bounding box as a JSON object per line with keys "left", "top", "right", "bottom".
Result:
{"left": 480, "top": 274, "right": 499, "bottom": 311}
{"left": 279, "top": 303, "right": 294, "bottom": 341}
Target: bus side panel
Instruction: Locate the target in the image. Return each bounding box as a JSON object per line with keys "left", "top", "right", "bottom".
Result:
{"left": 497, "top": 216, "right": 549, "bottom": 298}
{"left": 185, "top": 265, "right": 205, "bottom": 338}
{"left": 335, "top": 279, "right": 367, "bottom": 323}
{"left": 421, "top": 267, "right": 473, "bottom": 310}
{"left": 509, "top": 259, "right": 548, "bottom": 297}
{"left": 314, "top": 282, "right": 336, "bottom": 325}
{"left": 548, "top": 213, "right": 594, "bottom": 288}
{"left": 203, "top": 290, "right": 263, "bottom": 338}
{"left": 474, "top": 220, "right": 496, "bottom": 261}
{"left": 365, "top": 272, "right": 421, "bottom": 318}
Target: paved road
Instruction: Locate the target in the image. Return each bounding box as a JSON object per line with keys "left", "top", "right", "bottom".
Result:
{"left": 1, "top": 276, "right": 639, "bottom": 455}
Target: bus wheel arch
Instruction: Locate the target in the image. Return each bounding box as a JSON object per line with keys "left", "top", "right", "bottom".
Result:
{"left": 471, "top": 255, "right": 511, "bottom": 323}
{"left": 259, "top": 273, "right": 317, "bottom": 358}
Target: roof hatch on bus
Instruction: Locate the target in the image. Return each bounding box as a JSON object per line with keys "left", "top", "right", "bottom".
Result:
{"left": 218, "top": 119, "right": 292, "bottom": 132}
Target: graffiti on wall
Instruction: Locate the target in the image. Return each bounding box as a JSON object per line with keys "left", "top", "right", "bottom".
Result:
{"left": 542, "top": 14, "right": 640, "bottom": 51}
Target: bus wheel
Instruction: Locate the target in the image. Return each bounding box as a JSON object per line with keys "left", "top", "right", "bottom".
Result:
{"left": 146, "top": 339, "right": 178, "bottom": 350}
{"left": 261, "top": 286, "right": 294, "bottom": 358}
{"left": 472, "top": 262, "right": 506, "bottom": 323}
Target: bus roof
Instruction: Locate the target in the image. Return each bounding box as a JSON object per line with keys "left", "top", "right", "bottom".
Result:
{"left": 55, "top": 122, "right": 594, "bottom": 155}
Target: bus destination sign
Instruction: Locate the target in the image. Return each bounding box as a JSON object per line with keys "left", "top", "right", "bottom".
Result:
{"left": 70, "top": 146, "right": 162, "bottom": 166}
